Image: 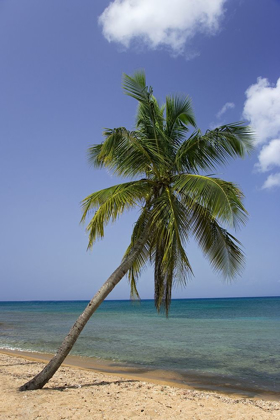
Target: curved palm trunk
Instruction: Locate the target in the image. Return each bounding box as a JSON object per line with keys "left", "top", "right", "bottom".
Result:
{"left": 19, "top": 235, "right": 147, "bottom": 391}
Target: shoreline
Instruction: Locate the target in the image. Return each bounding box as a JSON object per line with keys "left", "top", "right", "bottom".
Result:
{"left": 0, "top": 352, "right": 279, "bottom": 420}
{"left": 1, "top": 348, "right": 279, "bottom": 401}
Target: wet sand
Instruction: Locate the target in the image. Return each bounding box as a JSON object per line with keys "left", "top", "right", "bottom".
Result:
{"left": 0, "top": 351, "right": 279, "bottom": 419}
{"left": 1, "top": 348, "right": 279, "bottom": 400}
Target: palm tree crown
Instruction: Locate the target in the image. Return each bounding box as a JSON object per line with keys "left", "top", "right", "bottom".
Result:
{"left": 82, "top": 71, "right": 253, "bottom": 315}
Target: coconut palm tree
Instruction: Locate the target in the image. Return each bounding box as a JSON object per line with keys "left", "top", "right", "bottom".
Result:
{"left": 20, "top": 71, "right": 253, "bottom": 391}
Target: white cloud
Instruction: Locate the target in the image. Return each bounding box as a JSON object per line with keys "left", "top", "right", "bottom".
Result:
{"left": 257, "top": 139, "right": 280, "bottom": 172}
{"left": 243, "top": 77, "right": 280, "bottom": 190}
{"left": 243, "top": 77, "right": 280, "bottom": 146}
{"left": 216, "top": 102, "right": 235, "bottom": 119}
{"left": 262, "top": 173, "right": 280, "bottom": 190}
{"left": 99, "top": 0, "right": 226, "bottom": 54}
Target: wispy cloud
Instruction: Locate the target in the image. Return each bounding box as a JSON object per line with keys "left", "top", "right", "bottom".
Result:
{"left": 216, "top": 102, "right": 235, "bottom": 119}
{"left": 185, "top": 50, "right": 201, "bottom": 61}
{"left": 262, "top": 173, "right": 280, "bottom": 190}
{"left": 99, "top": 0, "right": 226, "bottom": 55}
{"left": 243, "top": 77, "right": 280, "bottom": 189}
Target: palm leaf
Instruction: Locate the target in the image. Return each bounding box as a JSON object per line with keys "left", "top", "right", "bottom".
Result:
{"left": 122, "top": 71, "right": 149, "bottom": 103}
{"left": 189, "top": 201, "right": 244, "bottom": 277}
{"left": 124, "top": 201, "right": 153, "bottom": 299}
{"left": 149, "top": 188, "right": 193, "bottom": 314}
{"left": 175, "top": 123, "right": 253, "bottom": 173}
{"left": 173, "top": 174, "right": 247, "bottom": 228}
{"left": 165, "top": 95, "right": 196, "bottom": 143}
{"left": 88, "top": 127, "right": 169, "bottom": 178}
{"left": 81, "top": 180, "right": 151, "bottom": 248}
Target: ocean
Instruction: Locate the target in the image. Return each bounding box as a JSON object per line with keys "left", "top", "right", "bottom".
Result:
{"left": 0, "top": 297, "right": 279, "bottom": 395}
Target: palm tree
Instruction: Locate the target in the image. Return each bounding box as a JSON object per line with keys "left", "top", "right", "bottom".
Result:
{"left": 20, "top": 71, "right": 253, "bottom": 391}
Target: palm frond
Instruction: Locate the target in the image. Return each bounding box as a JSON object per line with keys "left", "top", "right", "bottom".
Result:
{"left": 88, "top": 127, "right": 168, "bottom": 178}
{"left": 87, "top": 144, "right": 104, "bottom": 168}
{"left": 165, "top": 95, "right": 196, "bottom": 143}
{"left": 173, "top": 174, "right": 247, "bottom": 228}
{"left": 123, "top": 71, "right": 168, "bottom": 158}
{"left": 124, "top": 202, "right": 153, "bottom": 299}
{"left": 123, "top": 71, "right": 150, "bottom": 103}
{"left": 149, "top": 188, "right": 193, "bottom": 314}
{"left": 189, "top": 201, "right": 245, "bottom": 277}
{"left": 175, "top": 123, "right": 254, "bottom": 173}
{"left": 153, "top": 242, "right": 174, "bottom": 317}
{"left": 81, "top": 180, "right": 151, "bottom": 249}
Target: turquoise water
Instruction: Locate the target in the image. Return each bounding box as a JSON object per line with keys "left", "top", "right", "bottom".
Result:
{"left": 0, "top": 297, "right": 280, "bottom": 394}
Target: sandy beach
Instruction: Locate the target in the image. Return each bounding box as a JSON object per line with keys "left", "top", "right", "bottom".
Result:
{"left": 0, "top": 351, "right": 279, "bottom": 419}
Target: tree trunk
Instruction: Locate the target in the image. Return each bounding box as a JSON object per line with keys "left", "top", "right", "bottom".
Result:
{"left": 19, "top": 235, "right": 146, "bottom": 391}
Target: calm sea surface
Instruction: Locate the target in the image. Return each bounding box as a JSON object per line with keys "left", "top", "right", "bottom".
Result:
{"left": 0, "top": 297, "right": 279, "bottom": 394}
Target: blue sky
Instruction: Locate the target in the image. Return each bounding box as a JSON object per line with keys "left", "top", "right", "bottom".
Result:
{"left": 1, "top": 0, "right": 279, "bottom": 301}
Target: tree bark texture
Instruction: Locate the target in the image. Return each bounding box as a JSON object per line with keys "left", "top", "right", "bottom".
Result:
{"left": 19, "top": 234, "right": 147, "bottom": 391}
